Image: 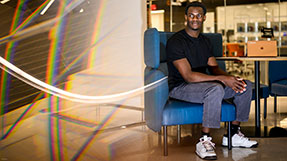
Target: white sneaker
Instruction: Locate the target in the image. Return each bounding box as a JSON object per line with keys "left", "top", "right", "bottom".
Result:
{"left": 196, "top": 135, "right": 217, "bottom": 160}
{"left": 222, "top": 131, "right": 258, "bottom": 148}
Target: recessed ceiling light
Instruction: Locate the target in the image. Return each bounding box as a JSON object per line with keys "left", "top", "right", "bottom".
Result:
{"left": 0, "top": 0, "right": 10, "bottom": 4}
{"left": 40, "top": 0, "right": 55, "bottom": 15}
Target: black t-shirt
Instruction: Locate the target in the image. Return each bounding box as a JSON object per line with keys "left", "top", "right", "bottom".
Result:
{"left": 166, "top": 29, "right": 213, "bottom": 91}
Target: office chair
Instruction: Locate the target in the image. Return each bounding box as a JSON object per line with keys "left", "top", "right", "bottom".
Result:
{"left": 268, "top": 61, "right": 287, "bottom": 113}
{"left": 226, "top": 43, "right": 253, "bottom": 75}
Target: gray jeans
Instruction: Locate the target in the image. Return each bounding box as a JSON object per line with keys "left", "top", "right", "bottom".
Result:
{"left": 169, "top": 80, "right": 252, "bottom": 128}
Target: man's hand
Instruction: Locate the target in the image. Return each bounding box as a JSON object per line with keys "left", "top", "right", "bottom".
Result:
{"left": 217, "top": 75, "right": 247, "bottom": 93}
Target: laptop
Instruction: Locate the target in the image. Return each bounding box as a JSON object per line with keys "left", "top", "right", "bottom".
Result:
{"left": 247, "top": 41, "right": 277, "bottom": 57}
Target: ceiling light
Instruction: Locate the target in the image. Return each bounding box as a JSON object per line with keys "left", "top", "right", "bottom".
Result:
{"left": 0, "top": 0, "right": 10, "bottom": 4}
{"left": 40, "top": 0, "right": 55, "bottom": 15}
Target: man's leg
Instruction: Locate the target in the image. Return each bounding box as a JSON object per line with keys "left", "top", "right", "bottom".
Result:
{"left": 224, "top": 80, "right": 252, "bottom": 123}
{"left": 170, "top": 82, "right": 225, "bottom": 128}
{"left": 222, "top": 80, "right": 258, "bottom": 148}
{"left": 169, "top": 82, "right": 225, "bottom": 160}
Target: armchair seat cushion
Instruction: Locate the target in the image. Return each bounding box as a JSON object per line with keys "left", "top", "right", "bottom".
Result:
{"left": 271, "top": 80, "right": 287, "bottom": 95}
{"left": 162, "top": 100, "right": 235, "bottom": 126}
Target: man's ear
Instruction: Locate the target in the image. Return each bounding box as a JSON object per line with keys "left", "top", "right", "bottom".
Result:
{"left": 184, "top": 15, "right": 187, "bottom": 26}
{"left": 203, "top": 15, "right": 206, "bottom": 22}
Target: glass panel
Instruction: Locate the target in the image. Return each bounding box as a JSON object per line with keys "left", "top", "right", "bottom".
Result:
{"left": 146, "top": 1, "right": 285, "bottom": 57}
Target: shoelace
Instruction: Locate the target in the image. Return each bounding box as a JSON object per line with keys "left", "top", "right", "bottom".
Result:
{"left": 237, "top": 128, "right": 249, "bottom": 141}
{"left": 201, "top": 137, "right": 215, "bottom": 151}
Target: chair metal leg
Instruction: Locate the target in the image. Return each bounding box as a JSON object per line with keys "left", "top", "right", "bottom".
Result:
{"left": 163, "top": 126, "right": 168, "bottom": 156}
{"left": 274, "top": 95, "right": 277, "bottom": 113}
{"left": 264, "top": 98, "right": 267, "bottom": 119}
{"left": 228, "top": 122, "right": 232, "bottom": 150}
{"left": 158, "top": 128, "right": 162, "bottom": 146}
{"left": 177, "top": 125, "right": 181, "bottom": 144}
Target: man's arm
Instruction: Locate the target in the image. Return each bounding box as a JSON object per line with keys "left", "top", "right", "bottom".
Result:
{"left": 173, "top": 58, "right": 220, "bottom": 83}
{"left": 173, "top": 57, "right": 246, "bottom": 93}
{"left": 207, "top": 56, "right": 246, "bottom": 92}
{"left": 207, "top": 57, "right": 229, "bottom": 76}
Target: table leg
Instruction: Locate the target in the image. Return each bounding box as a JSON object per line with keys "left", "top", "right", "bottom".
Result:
{"left": 254, "top": 61, "right": 261, "bottom": 137}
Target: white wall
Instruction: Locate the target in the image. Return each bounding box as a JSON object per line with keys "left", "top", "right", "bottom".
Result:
{"left": 90, "top": 0, "right": 146, "bottom": 78}
{"left": 203, "top": 12, "right": 215, "bottom": 33}
{"left": 151, "top": 10, "right": 165, "bottom": 31}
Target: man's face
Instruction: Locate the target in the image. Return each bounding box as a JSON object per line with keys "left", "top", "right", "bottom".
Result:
{"left": 185, "top": 7, "right": 206, "bottom": 31}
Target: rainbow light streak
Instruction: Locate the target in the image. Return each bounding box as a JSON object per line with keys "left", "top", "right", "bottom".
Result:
{"left": 1, "top": 0, "right": 26, "bottom": 136}
{"left": 12, "top": 0, "right": 50, "bottom": 34}
{"left": 48, "top": 97, "right": 58, "bottom": 161}
{"left": 0, "top": 0, "right": 82, "bottom": 44}
{"left": 47, "top": 0, "right": 67, "bottom": 160}
{"left": 0, "top": 93, "right": 44, "bottom": 140}
{"left": 1, "top": 0, "right": 56, "bottom": 140}
{"left": 87, "top": 0, "right": 107, "bottom": 69}
{"left": 72, "top": 104, "right": 122, "bottom": 161}
{"left": 52, "top": 113, "right": 100, "bottom": 128}
{"left": 56, "top": 97, "right": 64, "bottom": 161}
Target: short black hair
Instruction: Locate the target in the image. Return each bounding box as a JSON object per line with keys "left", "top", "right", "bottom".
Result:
{"left": 185, "top": 1, "right": 207, "bottom": 15}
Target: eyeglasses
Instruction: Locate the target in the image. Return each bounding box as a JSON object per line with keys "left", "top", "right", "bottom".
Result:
{"left": 188, "top": 13, "right": 203, "bottom": 19}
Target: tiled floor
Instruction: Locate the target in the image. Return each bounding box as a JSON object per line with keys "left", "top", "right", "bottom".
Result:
{"left": 1, "top": 97, "right": 287, "bottom": 161}
{"left": 1, "top": 70, "right": 287, "bottom": 161}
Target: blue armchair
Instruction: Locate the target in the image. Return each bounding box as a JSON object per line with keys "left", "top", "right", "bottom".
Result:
{"left": 144, "top": 28, "right": 235, "bottom": 156}
{"left": 268, "top": 61, "right": 287, "bottom": 113}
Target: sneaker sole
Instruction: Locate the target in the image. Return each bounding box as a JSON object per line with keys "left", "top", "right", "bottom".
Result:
{"left": 195, "top": 151, "right": 217, "bottom": 160}
{"left": 222, "top": 143, "right": 258, "bottom": 148}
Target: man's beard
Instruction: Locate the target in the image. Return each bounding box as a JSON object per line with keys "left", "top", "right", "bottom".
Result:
{"left": 191, "top": 28, "right": 200, "bottom": 31}
{"left": 188, "top": 22, "right": 201, "bottom": 31}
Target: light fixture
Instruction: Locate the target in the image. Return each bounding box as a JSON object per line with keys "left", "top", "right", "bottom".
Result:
{"left": 0, "top": 0, "right": 10, "bottom": 4}
{"left": 40, "top": 0, "right": 55, "bottom": 15}
{"left": 246, "top": 6, "right": 252, "bottom": 9}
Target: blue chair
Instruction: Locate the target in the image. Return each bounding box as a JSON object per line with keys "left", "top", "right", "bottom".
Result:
{"left": 251, "top": 83, "right": 269, "bottom": 119}
{"left": 144, "top": 28, "right": 235, "bottom": 156}
{"left": 268, "top": 61, "right": 287, "bottom": 113}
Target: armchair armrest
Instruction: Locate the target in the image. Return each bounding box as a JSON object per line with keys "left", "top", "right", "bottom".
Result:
{"left": 144, "top": 68, "right": 169, "bottom": 132}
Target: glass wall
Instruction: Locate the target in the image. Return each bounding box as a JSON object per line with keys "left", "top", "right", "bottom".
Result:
{"left": 217, "top": 1, "right": 287, "bottom": 56}
{"left": 147, "top": 0, "right": 286, "bottom": 82}
{"left": 147, "top": 0, "right": 286, "bottom": 52}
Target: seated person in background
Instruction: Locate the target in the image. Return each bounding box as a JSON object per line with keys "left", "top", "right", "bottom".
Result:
{"left": 166, "top": 1, "right": 258, "bottom": 160}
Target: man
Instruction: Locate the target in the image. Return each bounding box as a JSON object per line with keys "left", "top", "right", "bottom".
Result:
{"left": 166, "top": 1, "right": 258, "bottom": 160}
